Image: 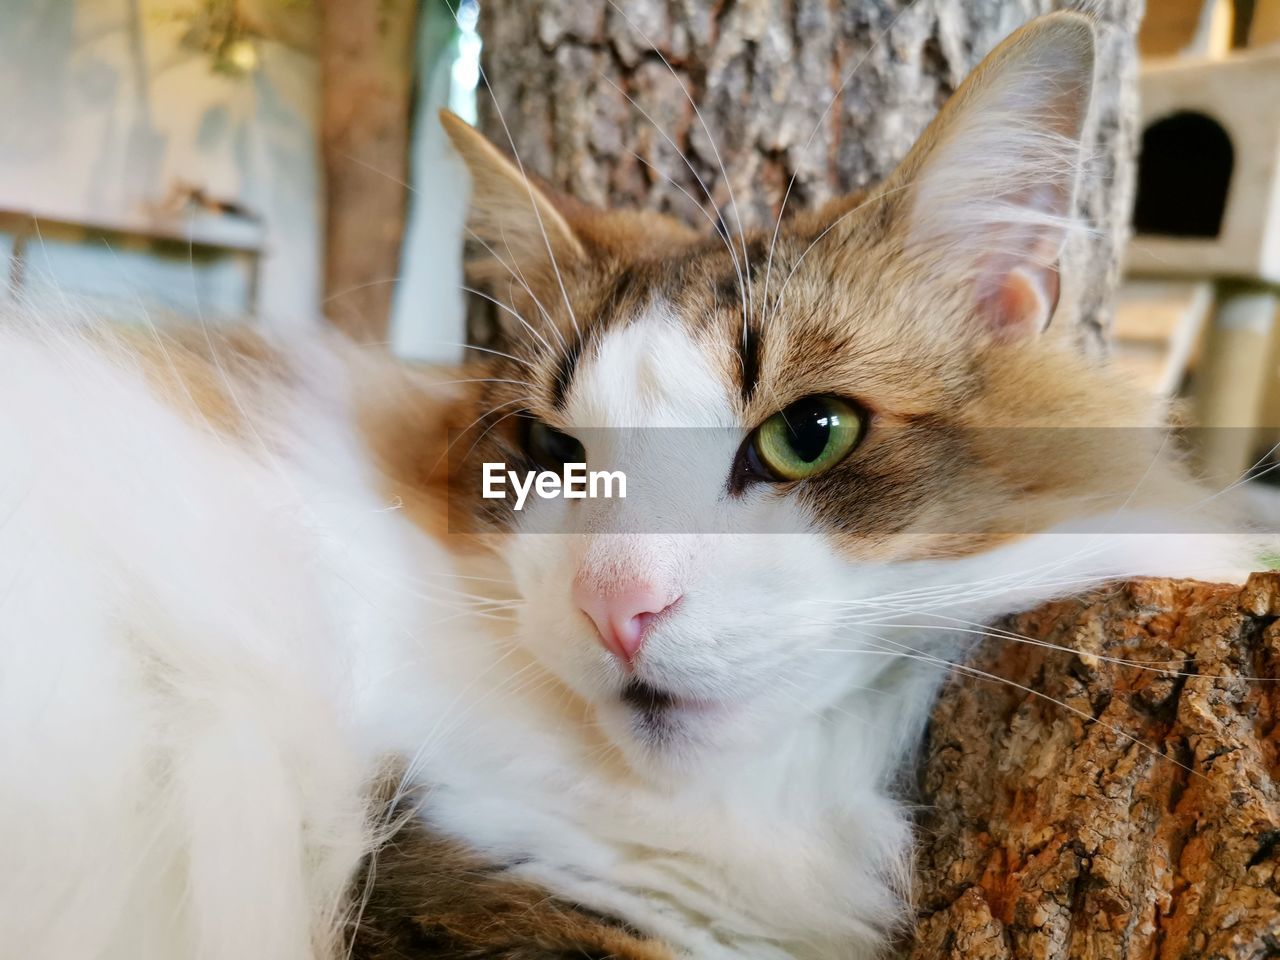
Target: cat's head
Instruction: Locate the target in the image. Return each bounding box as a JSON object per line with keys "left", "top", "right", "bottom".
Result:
{"left": 439, "top": 14, "right": 1171, "bottom": 773}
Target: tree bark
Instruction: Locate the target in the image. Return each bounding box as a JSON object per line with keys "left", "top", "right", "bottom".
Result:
{"left": 909, "top": 575, "right": 1280, "bottom": 959}
{"left": 477, "top": 0, "right": 1142, "bottom": 353}
{"left": 318, "top": 0, "right": 418, "bottom": 342}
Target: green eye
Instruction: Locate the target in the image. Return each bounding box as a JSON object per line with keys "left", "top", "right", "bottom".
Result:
{"left": 747, "top": 396, "right": 863, "bottom": 482}
{"left": 523, "top": 417, "right": 585, "bottom": 470}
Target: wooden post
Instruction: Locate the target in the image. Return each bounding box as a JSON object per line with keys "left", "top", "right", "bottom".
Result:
{"left": 318, "top": 0, "right": 419, "bottom": 343}
{"left": 1193, "top": 285, "right": 1280, "bottom": 482}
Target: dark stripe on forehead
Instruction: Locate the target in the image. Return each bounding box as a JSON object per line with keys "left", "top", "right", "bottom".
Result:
{"left": 745, "top": 236, "right": 770, "bottom": 284}
{"left": 738, "top": 321, "right": 760, "bottom": 404}
{"left": 712, "top": 234, "right": 771, "bottom": 304}
{"left": 715, "top": 270, "right": 742, "bottom": 306}
{"left": 547, "top": 262, "right": 650, "bottom": 410}
{"left": 606, "top": 262, "right": 635, "bottom": 303}
{"left": 549, "top": 330, "right": 583, "bottom": 411}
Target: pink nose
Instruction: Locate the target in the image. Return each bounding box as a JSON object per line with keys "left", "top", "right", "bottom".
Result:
{"left": 572, "top": 578, "right": 680, "bottom": 665}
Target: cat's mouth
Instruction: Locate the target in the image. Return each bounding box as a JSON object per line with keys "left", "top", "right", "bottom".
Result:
{"left": 606, "top": 678, "right": 751, "bottom": 765}
{"left": 618, "top": 679, "right": 721, "bottom": 729}
{"left": 619, "top": 678, "right": 677, "bottom": 720}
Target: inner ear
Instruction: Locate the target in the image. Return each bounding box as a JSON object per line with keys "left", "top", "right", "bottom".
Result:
{"left": 979, "top": 262, "right": 1061, "bottom": 339}
{"left": 878, "top": 13, "right": 1095, "bottom": 341}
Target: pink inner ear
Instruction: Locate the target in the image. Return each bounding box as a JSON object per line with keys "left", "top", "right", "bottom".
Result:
{"left": 976, "top": 262, "right": 1061, "bottom": 341}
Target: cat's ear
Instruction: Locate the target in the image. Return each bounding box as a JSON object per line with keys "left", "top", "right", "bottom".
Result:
{"left": 884, "top": 12, "right": 1095, "bottom": 339}
{"left": 440, "top": 109, "right": 586, "bottom": 288}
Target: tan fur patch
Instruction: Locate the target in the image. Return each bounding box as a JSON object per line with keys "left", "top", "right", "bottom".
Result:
{"left": 349, "top": 784, "right": 674, "bottom": 960}
{"left": 98, "top": 324, "right": 296, "bottom": 440}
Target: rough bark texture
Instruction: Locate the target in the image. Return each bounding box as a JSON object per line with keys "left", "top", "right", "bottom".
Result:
{"left": 319, "top": 0, "right": 418, "bottom": 342}
{"left": 908, "top": 575, "right": 1280, "bottom": 959}
{"left": 477, "top": 0, "right": 1142, "bottom": 353}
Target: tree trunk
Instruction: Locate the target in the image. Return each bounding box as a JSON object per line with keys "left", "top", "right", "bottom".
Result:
{"left": 318, "top": 0, "right": 418, "bottom": 342}
{"left": 909, "top": 575, "right": 1280, "bottom": 959}
{"left": 477, "top": 0, "right": 1142, "bottom": 353}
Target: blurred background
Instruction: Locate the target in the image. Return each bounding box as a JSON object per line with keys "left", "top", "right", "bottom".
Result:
{"left": 0, "top": 0, "right": 476, "bottom": 360}
{"left": 1, "top": 0, "right": 1279, "bottom": 487}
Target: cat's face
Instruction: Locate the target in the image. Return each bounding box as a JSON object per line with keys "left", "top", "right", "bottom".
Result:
{"left": 441, "top": 15, "right": 1163, "bottom": 772}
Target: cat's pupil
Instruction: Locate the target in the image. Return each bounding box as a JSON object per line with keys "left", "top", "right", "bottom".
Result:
{"left": 525, "top": 419, "right": 586, "bottom": 470}
{"left": 546, "top": 429, "right": 579, "bottom": 463}
{"left": 783, "top": 399, "right": 834, "bottom": 463}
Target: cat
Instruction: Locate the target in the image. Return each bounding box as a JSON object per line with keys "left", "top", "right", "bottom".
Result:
{"left": 0, "top": 12, "right": 1257, "bottom": 960}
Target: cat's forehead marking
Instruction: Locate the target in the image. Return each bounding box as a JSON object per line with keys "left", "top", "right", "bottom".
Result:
{"left": 737, "top": 323, "right": 761, "bottom": 406}
{"left": 563, "top": 302, "right": 736, "bottom": 429}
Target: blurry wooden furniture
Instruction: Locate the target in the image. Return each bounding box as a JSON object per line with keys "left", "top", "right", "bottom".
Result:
{"left": 1138, "top": 0, "right": 1235, "bottom": 57}
{"left": 1111, "top": 279, "right": 1213, "bottom": 396}
{"left": 0, "top": 205, "right": 262, "bottom": 321}
{"left": 1127, "top": 48, "right": 1280, "bottom": 283}
{"left": 1121, "top": 0, "right": 1280, "bottom": 478}
{"left": 1251, "top": 0, "right": 1280, "bottom": 46}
